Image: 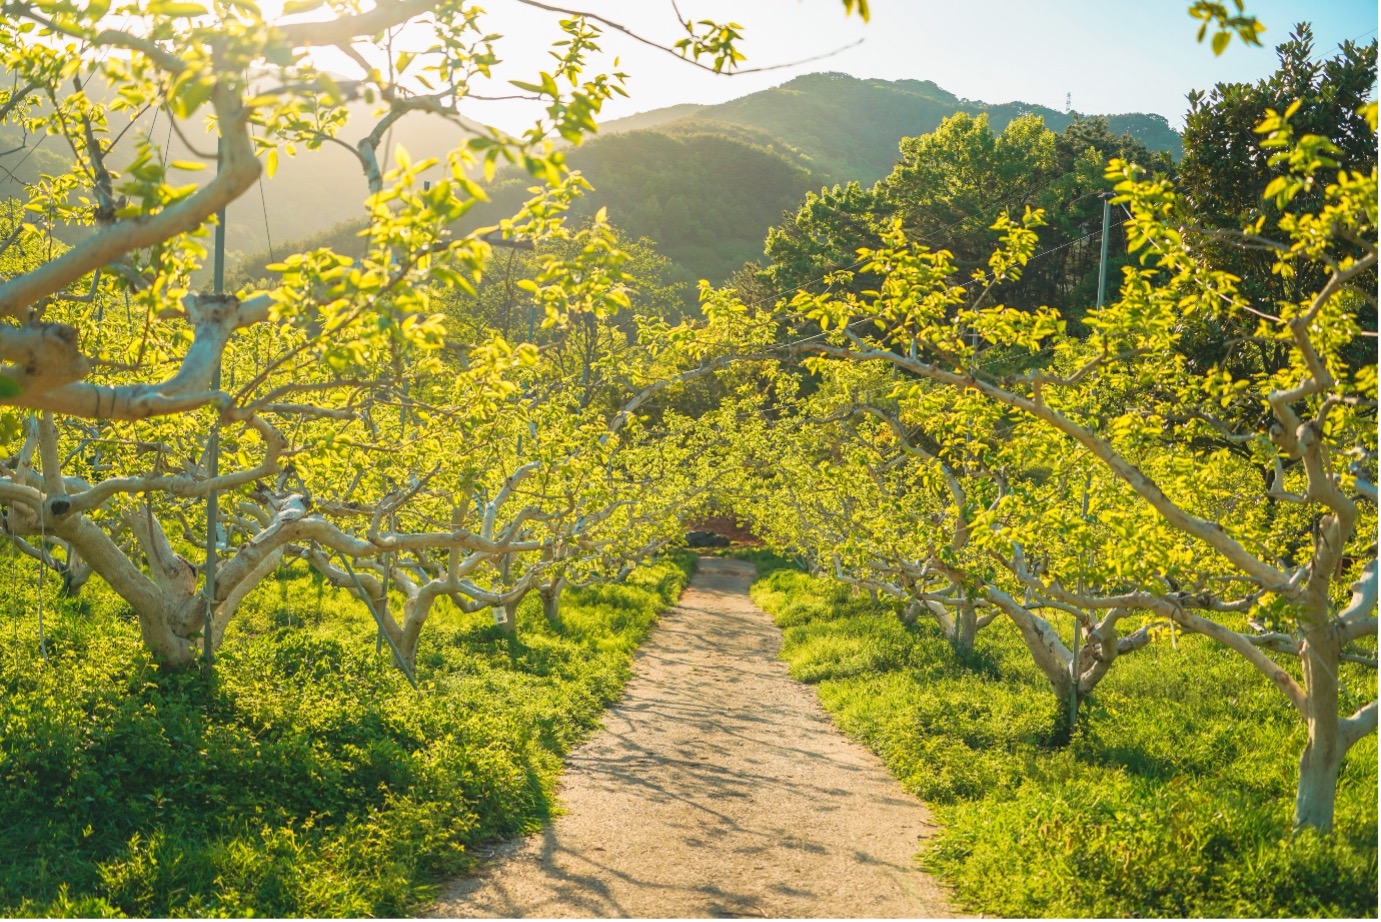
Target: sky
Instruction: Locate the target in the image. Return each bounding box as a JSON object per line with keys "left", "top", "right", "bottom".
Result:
{"left": 291, "top": 0, "right": 1379, "bottom": 133}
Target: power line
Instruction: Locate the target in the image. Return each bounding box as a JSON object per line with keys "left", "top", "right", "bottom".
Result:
{"left": 711, "top": 153, "right": 1132, "bottom": 362}
{"left": 768, "top": 217, "right": 1131, "bottom": 356}
{"left": 258, "top": 172, "right": 275, "bottom": 263}
{"left": 0, "top": 134, "right": 47, "bottom": 188}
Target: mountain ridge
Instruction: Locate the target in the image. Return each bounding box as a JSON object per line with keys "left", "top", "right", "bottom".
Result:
{"left": 227, "top": 70, "right": 1183, "bottom": 285}
{"left": 599, "top": 72, "right": 1181, "bottom": 183}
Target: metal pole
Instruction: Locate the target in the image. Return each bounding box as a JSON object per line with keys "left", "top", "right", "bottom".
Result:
{"left": 338, "top": 552, "right": 419, "bottom": 689}
{"left": 1069, "top": 614, "right": 1081, "bottom": 728}
{"left": 203, "top": 136, "right": 226, "bottom": 667}
{"left": 515, "top": 263, "right": 537, "bottom": 455}
{"left": 1095, "top": 192, "right": 1113, "bottom": 309}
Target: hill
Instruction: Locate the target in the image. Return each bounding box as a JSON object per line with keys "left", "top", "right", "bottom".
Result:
{"left": 603, "top": 72, "right": 1182, "bottom": 184}
{"left": 0, "top": 73, "right": 473, "bottom": 273}
{"left": 230, "top": 72, "right": 1184, "bottom": 286}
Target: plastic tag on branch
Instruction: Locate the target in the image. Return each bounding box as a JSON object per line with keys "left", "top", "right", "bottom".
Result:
{"left": 492, "top": 608, "right": 508, "bottom": 625}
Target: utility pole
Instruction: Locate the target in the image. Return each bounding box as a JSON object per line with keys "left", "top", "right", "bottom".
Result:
{"left": 1095, "top": 192, "right": 1114, "bottom": 309}
{"left": 203, "top": 136, "right": 226, "bottom": 668}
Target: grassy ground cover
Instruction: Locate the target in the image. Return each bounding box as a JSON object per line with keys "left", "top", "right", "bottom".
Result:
{"left": 0, "top": 547, "right": 693, "bottom": 917}
{"left": 749, "top": 561, "right": 1378, "bottom": 918}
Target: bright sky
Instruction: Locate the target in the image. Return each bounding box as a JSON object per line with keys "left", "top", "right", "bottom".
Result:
{"left": 286, "top": 0, "right": 1378, "bottom": 133}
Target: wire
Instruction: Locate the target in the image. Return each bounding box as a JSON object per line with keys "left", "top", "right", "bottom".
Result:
{"left": 1308, "top": 27, "right": 1377, "bottom": 65}
{"left": 258, "top": 172, "right": 275, "bottom": 263}
{"left": 768, "top": 217, "right": 1132, "bottom": 356}
{"left": 1126, "top": 203, "right": 1378, "bottom": 338}
{"left": 683, "top": 154, "right": 1133, "bottom": 364}
{"left": 0, "top": 134, "right": 47, "bottom": 188}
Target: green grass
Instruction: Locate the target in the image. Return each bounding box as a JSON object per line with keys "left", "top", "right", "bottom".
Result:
{"left": 0, "top": 548, "right": 694, "bottom": 917}
{"left": 750, "top": 565, "right": 1379, "bottom": 918}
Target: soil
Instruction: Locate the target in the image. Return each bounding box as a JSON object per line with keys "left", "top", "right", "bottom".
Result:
{"left": 426, "top": 557, "right": 962, "bottom": 919}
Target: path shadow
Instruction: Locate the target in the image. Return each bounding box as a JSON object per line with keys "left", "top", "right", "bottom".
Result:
{"left": 427, "top": 556, "right": 954, "bottom": 919}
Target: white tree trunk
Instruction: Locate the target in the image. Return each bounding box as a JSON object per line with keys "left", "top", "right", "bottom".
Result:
{"left": 54, "top": 513, "right": 200, "bottom": 667}
{"left": 494, "top": 592, "right": 524, "bottom": 638}
{"left": 1296, "top": 599, "right": 1344, "bottom": 831}
{"left": 540, "top": 579, "right": 564, "bottom": 629}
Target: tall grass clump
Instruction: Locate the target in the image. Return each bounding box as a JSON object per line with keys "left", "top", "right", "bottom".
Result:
{"left": 750, "top": 565, "right": 1378, "bottom": 918}
{"left": 0, "top": 545, "right": 693, "bottom": 917}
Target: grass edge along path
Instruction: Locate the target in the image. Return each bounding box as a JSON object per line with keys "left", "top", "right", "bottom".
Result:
{"left": 0, "top": 549, "right": 695, "bottom": 918}
{"left": 745, "top": 556, "right": 1378, "bottom": 918}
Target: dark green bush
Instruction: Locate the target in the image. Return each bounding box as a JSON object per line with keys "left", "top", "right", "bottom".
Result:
{"left": 750, "top": 568, "right": 1378, "bottom": 918}
{"left": 0, "top": 548, "right": 693, "bottom": 917}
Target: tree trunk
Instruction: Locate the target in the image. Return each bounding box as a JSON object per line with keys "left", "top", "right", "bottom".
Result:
{"left": 540, "top": 581, "right": 563, "bottom": 630}
{"left": 59, "top": 558, "right": 92, "bottom": 597}
{"left": 495, "top": 598, "right": 520, "bottom": 637}
{"left": 142, "top": 605, "right": 200, "bottom": 668}
{"left": 56, "top": 514, "right": 200, "bottom": 668}
{"left": 989, "top": 590, "right": 1073, "bottom": 700}
{"left": 1296, "top": 619, "right": 1343, "bottom": 831}
{"left": 1296, "top": 738, "right": 1342, "bottom": 832}
{"left": 953, "top": 601, "right": 977, "bottom": 658}
{"left": 396, "top": 615, "right": 422, "bottom": 675}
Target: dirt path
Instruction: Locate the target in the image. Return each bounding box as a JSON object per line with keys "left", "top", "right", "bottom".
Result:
{"left": 427, "top": 558, "right": 961, "bottom": 919}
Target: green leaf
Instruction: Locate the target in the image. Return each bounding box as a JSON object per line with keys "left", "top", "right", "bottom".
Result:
{"left": 147, "top": 0, "right": 207, "bottom": 16}
{"left": 0, "top": 375, "right": 21, "bottom": 399}
{"left": 170, "top": 76, "right": 215, "bottom": 118}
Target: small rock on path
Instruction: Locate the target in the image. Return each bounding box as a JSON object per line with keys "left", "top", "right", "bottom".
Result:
{"left": 426, "top": 557, "right": 962, "bottom": 919}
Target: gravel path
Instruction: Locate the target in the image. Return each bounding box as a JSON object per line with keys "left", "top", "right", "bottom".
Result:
{"left": 426, "top": 557, "right": 961, "bottom": 919}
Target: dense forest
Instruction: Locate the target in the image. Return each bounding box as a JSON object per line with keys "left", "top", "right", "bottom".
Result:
{"left": 0, "top": 2, "right": 1376, "bottom": 918}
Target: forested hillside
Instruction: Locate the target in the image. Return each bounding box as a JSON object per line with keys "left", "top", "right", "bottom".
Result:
{"left": 0, "top": 76, "right": 475, "bottom": 270}
{"left": 603, "top": 72, "right": 1183, "bottom": 182}
{"left": 232, "top": 71, "right": 1184, "bottom": 286}
{"left": 6, "top": 66, "right": 1177, "bottom": 287}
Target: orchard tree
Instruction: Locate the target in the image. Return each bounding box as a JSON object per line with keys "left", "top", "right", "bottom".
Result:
{"left": 765, "top": 99, "right": 1376, "bottom": 830}
{"left": 724, "top": 355, "right": 1166, "bottom": 717}
{"left": 1178, "top": 23, "right": 1378, "bottom": 374}
{"left": 723, "top": 360, "right": 1005, "bottom": 655}
{"left": 224, "top": 229, "right": 725, "bottom": 669}
{"left": 0, "top": 0, "right": 872, "bottom": 667}
{"left": 747, "top": 110, "right": 1161, "bottom": 353}
{"left": 0, "top": 0, "right": 808, "bottom": 419}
